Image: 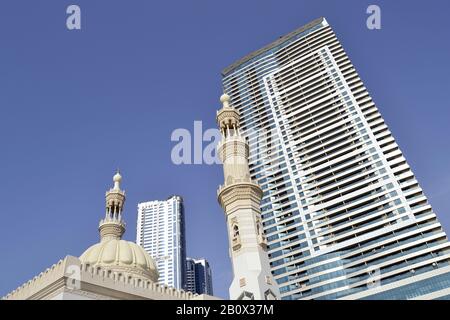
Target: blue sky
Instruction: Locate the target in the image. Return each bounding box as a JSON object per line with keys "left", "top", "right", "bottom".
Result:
{"left": 0, "top": 0, "right": 449, "bottom": 298}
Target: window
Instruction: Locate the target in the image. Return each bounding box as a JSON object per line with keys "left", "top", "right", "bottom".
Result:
{"left": 233, "top": 225, "right": 240, "bottom": 237}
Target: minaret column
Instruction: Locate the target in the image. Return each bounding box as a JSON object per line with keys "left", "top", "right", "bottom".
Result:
{"left": 216, "top": 94, "right": 280, "bottom": 300}
{"left": 99, "top": 171, "right": 126, "bottom": 241}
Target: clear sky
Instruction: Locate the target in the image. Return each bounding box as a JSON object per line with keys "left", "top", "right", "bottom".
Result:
{"left": 0, "top": 0, "right": 449, "bottom": 299}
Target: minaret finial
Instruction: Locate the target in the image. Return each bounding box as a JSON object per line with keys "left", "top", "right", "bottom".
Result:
{"left": 220, "top": 93, "right": 231, "bottom": 109}
{"left": 113, "top": 170, "right": 122, "bottom": 190}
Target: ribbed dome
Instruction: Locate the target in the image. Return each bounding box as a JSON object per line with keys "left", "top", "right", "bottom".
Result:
{"left": 80, "top": 239, "right": 159, "bottom": 282}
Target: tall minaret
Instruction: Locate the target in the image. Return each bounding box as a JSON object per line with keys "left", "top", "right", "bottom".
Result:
{"left": 99, "top": 170, "right": 126, "bottom": 241}
{"left": 217, "top": 93, "right": 280, "bottom": 300}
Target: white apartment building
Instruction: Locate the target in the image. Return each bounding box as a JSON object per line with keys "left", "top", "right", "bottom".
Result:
{"left": 137, "top": 195, "right": 186, "bottom": 290}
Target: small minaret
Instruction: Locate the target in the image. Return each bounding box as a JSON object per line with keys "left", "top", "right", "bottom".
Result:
{"left": 99, "top": 171, "right": 126, "bottom": 241}
{"left": 217, "top": 93, "right": 280, "bottom": 300}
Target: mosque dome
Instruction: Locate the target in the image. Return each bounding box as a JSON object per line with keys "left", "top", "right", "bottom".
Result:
{"left": 80, "top": 239, "right": 159, "bottom": 282}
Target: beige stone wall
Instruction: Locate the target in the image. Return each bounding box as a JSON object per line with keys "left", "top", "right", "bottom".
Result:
{"left": 3, "top": 255, "right": 218, "bottom": 300}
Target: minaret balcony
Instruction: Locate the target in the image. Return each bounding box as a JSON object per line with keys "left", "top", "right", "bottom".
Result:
{"left": 99, "top": 217, "right": 126, "bottom": 228}
{"left": 217, "top": 181, "right": 264, "bottom": 211}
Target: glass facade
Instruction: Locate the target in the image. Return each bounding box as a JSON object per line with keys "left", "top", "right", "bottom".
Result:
{"left": 222, "top": 17, "right": 450, "bottom": 300}
{"left": 360, "top": 271, "right": 450, "bottom": 300}
{"left": 186, "top": 257, "right": 214, "bottom": 295}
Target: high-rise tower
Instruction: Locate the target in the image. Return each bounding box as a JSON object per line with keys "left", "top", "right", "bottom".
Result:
{"left": 186, "top": 258, "right": 214, "bottom": 295}
{"left": 221, "top": 17, "right": 450, "bottom": 300}
{"left": 136, "top": 195, "right": 186, "bottom": 290}
{"left": 217, "top": 93, "right": 280, "bottom": 300}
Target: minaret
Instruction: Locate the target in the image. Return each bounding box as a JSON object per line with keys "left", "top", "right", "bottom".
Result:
{"left": 99, "top": 170, "right": 126, "bottom": 241}
{"left": 217, "top": 93, "right": 280, "bottom": 300}
{"left": 79, "top": 171, "right": 160, "bottom": 283}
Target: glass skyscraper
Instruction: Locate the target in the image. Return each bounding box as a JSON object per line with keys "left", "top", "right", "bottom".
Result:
{"left": 186, "top": 258, "right": 214, "bottom": 295}
{"left": 136, "top": 195, "right": 186, "bottom": 290}
{"left": 221, "top": 17, "right": 450, "bottom": 300}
